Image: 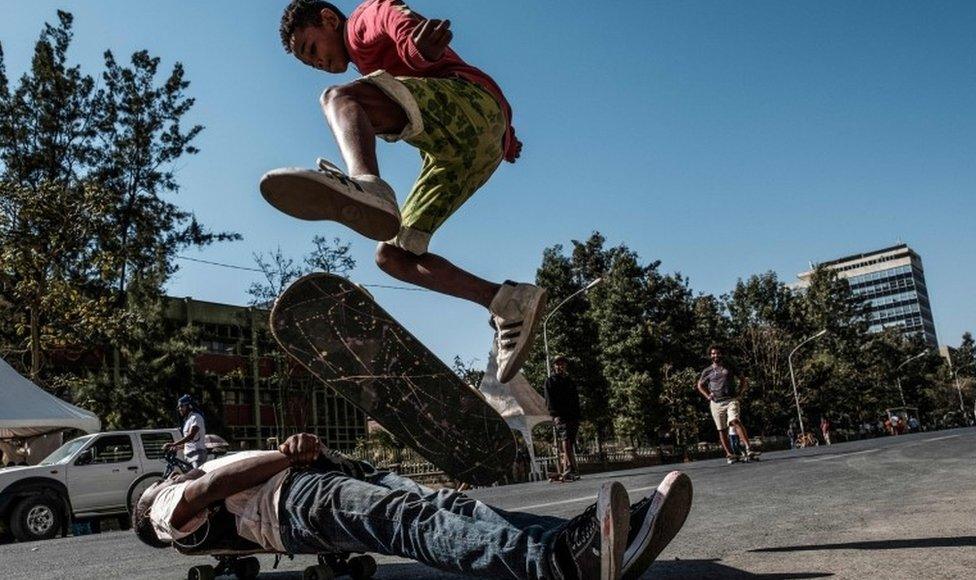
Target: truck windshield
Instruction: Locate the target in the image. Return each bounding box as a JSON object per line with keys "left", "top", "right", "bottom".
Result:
{"left": 39, "top": 436, "right": 94, "bottom": 466}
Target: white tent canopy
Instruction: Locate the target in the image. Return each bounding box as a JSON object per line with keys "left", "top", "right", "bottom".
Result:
{"left": 0, "top": 357, "right": 101, "bottom": 439}
{"left": 478, "top": 346, "right": 552, "bottom": 480}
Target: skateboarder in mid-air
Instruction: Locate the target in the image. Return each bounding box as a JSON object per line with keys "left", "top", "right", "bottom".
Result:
{"left": 133, "top": 433, "right": 694, "bottom": 580}
{"left": 262, "top": 0, "right": 545, "bottom": 383}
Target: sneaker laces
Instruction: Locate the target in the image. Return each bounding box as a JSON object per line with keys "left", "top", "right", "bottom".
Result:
{"left": 563, "top": 503, "right": 599, "bottom": 554}
{"left": 315, "top": 158, "right": 364, "bottom": 193}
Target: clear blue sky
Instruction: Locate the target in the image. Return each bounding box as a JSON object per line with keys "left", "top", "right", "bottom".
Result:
{"left": 3, "top": 1, "right": 974, "bottom": 370}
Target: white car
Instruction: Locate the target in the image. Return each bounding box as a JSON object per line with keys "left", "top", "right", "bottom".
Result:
{"left": 0, "top": 429, "right": 180, "bottom": 543}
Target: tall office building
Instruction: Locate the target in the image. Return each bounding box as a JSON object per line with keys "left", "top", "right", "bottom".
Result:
{"left": 795, "top": 244, "right": 938, "bottom": 346}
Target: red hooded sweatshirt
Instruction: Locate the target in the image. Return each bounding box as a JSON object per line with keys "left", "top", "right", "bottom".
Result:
{"left": 344, "top": 0, "right": 520, "bottom": 162}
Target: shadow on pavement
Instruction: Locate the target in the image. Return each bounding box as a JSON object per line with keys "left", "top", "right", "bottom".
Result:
{"left": 750, "top": 536, "right": 976, "bottom": 553}
{"left": 643, "top": 558, "right": 833, "bottom": 578}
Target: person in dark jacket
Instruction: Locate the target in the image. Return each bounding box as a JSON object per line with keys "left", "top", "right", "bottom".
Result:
{"left": 544, "top": 356, "right": 582, "bottom": 482}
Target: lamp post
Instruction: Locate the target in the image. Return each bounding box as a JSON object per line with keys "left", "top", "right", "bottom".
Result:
{"left": 788, "top": 329, "right": 827, "bottom": 438}
{"left": 894, "top": 350, "right": 928, "bottom": 409}
{"left": 543, "top": 277, "right": 603, "bottom": 374}
{"left": 941, "top": 346, "right": 967, "bottom": 415}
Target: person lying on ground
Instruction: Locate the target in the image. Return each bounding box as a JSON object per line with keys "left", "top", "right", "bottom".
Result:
{"left": 132, "top": 433, "right": 693, "bottom": 580}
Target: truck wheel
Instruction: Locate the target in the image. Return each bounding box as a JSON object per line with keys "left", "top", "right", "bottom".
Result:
{"left": 349, "top": 555, "right": 377, "bottom": 579}
{"left": 233, "top": 556, "right": 260, "bottom": 579}
{"left": 10, "top": 496, "right": 62, "bottom": 542}
{"left": 303, "top": 564, "right": 335, "bottom": 580}
{"left": 187, "top": 564, "right": 215, "bottom": 580}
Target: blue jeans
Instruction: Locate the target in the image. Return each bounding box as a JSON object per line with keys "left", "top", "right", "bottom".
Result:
{"left": 279, "top": 466, "right": 565, "bottom": 579}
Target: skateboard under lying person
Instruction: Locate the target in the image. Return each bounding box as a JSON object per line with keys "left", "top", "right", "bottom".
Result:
{"left": 270, "top": 272, "right": 517, "bottom": 486}
{"left": 179, "top": 546, "right": 374, "bottom": 580}
{"left": 153, "top": 450, "right": 376, "bottom": 580}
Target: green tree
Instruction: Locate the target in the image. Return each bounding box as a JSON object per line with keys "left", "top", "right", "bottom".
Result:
{"left": 792, "top": 266, "right": 870, "bottom": 429}
{"left": 248, "top": 236, "right": 355, "bottom": 307}
{"left": 523, "top": 242, "right": 609, "bottom": 435}
{"left": 953, "top": 332, "right": 975, "bottom": 379}
{"left": 0, "top": 12, "right": 237, "bottom": 428}
{"left": 452, "top": 355, "right": 485, "bottom": 388}
{"left": 0, "top": 181, "right": 114, "bottom": 378}
{"left": 659, "top": 366, "right": 706, "bottom": 447}
{"left": 0, "top": 12, "right": 98, "bottom": 186}
{"left": 585, "top": 241, "right": 659, "bottom": 444}
{"left": 724, "top": 272, "right": 798, "bottom": 434}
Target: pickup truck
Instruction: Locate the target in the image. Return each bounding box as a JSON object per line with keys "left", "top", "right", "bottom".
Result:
{"left": 0, "top": 429, "right": 180, "bottom": 543}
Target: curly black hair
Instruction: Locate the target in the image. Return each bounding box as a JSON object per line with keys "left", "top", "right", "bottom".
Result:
{"left": 279, "top": 0, "right": 347, "bottom": 53}
{"left": 131, "top": 484, "right": 172, "bottom": 549}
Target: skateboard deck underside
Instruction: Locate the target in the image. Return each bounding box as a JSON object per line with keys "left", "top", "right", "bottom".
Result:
{"left": 270, "top": 273, "right": 516, "bottom": 485}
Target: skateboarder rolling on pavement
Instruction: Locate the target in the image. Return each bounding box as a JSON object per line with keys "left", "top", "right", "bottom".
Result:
{"left": 263, "top": 0, "right": 545, "bottom": 383}
{"left": 696, "top": 344, "right": 759, "bottom": 463}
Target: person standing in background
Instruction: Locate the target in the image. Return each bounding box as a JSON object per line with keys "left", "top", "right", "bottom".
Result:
{"left": 164, "top": 394, "right": 208, "bottom": 468}
{"left": 544, "top": 356, "right": 582, "bottom": 482}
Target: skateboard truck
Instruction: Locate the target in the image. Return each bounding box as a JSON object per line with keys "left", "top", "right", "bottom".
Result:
{"left": 184, "top": 552, "right": 377, "bottom": 580}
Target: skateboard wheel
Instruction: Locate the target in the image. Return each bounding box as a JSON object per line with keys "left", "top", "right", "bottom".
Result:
{"left": 234, "top": 557, "right": 261, "bottom": 579}
{"left": 303, "top": 564, "right": 336, "bottom": 580}
{"left": 188, "top": 564, "right": 216, "bottom": 580}
{"left": 349, "top": 555, "right": 377, "bottom": 579}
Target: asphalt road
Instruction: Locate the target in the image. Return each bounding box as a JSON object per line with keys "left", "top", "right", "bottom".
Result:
{"left": 2, "top": 428, "right": 975, "bottom": 579}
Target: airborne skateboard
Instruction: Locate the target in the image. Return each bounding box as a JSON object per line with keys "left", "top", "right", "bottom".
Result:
{"left": 270, "top": 272, "right": 517, "bottom": 486}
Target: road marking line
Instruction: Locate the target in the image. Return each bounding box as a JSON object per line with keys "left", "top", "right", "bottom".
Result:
{"left": 513, "top": 484, "right": 657, "bottom": 511}
{"left": 922, "top": 434, "right": 961, "bottom": 443}
{"left": 801, "top": 449, "right": 880, "bottom": 463}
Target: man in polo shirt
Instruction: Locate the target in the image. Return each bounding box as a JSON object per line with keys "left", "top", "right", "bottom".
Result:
{"left": 696, "top": 345, "right": 758, "bottom": 463}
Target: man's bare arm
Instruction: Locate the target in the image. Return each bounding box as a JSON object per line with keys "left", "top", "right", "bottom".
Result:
{"left": 164, "top": 425, "right": 199, "bottom": 450}
{"left": 695, "top": 379, "right": 712, "bottom": 401}
{"left": 170, "top": 433, "right": 321, "bottom": 529}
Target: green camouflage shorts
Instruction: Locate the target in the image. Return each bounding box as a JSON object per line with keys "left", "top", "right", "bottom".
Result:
{"left": 362, "top": 72, "right": 506, "bottom": 254}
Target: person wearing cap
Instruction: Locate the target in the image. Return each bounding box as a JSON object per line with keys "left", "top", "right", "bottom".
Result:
{"left": 164, "top": 395, "right": 208, "bottom": 468}
{"left": 544, "top": 356, "right": 582, "bottom": 482}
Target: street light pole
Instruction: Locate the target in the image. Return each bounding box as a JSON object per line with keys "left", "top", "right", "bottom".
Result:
{"left": 788, "top": 329, "right": 827, "bottom": 438}
{"left": 894, "top": 350, "right": 927, "bottom": 410}
{"left": 543, "top": 277, "right": 603, "bottom": 375}
{"left": 942, "top": 348, "right": 967, "bottom": 415}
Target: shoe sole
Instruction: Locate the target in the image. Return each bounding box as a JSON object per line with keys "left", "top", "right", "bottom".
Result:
{"left": 598, "top": 481, "right": 630, "bottom": 580}
{"left": 260, "top": 170, "right": 400, "bottom": 241}
{"left": 621, "top": 471, "right": 693, "bottom": 580}
{"left": 496, "top": 288, "right": 548, "bottom": 384}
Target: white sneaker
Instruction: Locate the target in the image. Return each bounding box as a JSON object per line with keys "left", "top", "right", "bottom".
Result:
{"left": 489, "top": 281, "right": 547, "bottom": 383}
{"left": 621, "top": 471, "right": 693, "bottom": 580}
{"left": 260, "top": 158, "right": 401, "bottom": 241}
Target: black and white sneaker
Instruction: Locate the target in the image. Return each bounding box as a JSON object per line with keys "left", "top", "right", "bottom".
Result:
{"left": 489, "top": 281, "right": 547, "bottom": 383}
{"left": 260, "top": 158, "right": 401, "bottom": 241}
{"left": 621, "top": 471, "right": 693, "bottom": 580}
{"left": 549, "top": 481, "right": 630, "bottom": 580}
